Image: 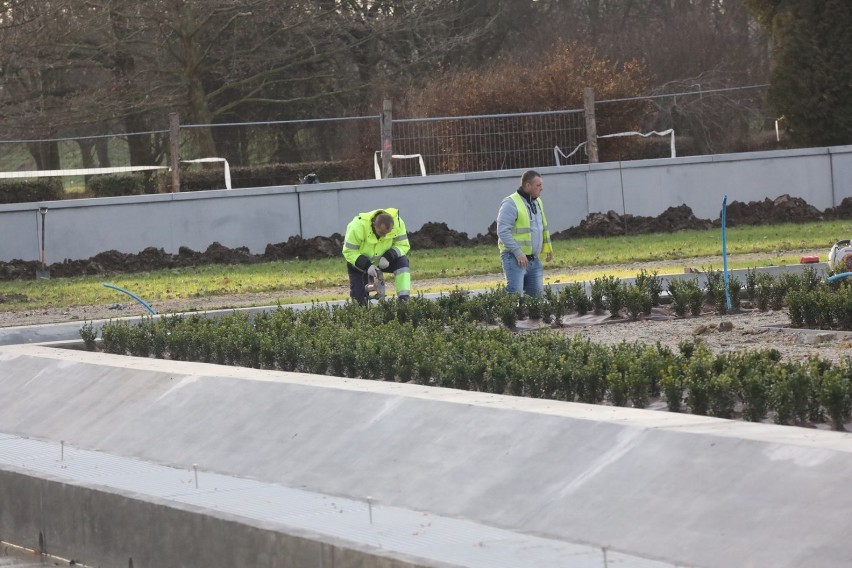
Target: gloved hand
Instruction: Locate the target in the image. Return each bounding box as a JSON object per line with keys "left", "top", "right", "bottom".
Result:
{"left": 378, "top": 257, "right": 390, "bottom": 270}
{"left": 367, "top": 264, "right": 379, "bottom": 278}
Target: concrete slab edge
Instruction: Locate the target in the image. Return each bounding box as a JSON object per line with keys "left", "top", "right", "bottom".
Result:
{"left": 4, "top": 344, "right": 852, "bottom": 456}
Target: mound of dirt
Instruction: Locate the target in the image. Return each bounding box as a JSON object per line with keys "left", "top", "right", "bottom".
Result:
{"left": 724, "top": 194, "right": 825, "bottom": 226}
{"left": 552, "top": 204, "right": 715, "bottom": 239}
{"left": 1, "top": 194, "right": 849, "bottom": 281}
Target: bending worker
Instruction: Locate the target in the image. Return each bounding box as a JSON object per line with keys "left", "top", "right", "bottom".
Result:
{"left": 342, "top": 208, "right": 411, "bottom": 303}
{"left": 497, "top": 169, "right": 553, "bottom": 296}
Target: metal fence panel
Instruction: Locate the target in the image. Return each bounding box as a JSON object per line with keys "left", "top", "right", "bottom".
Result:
{"left": 393, "top": 109, "right": 586, "bottom": 177}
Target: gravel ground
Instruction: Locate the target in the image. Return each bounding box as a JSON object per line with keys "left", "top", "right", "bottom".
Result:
{"left": 561, "top": 307, "right": 852, "bottom": 365}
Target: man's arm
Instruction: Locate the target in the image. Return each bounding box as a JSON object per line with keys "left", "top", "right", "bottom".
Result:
{"left": 382, "top": 215, "right": 410, "bottom": 263}
{"left": 342, "top": 220, "right": 372, "bottom": 271}
{"left": 496, "top": 199, "right": 524, "bottom": 262}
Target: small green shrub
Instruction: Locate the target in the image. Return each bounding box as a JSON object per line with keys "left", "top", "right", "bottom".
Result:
{"left": 100, "top": 320, "right": 132, "bottom": 355}
{"left": 625, "top": 284, "right": 652, "bottom": 319}
{"left": 604, "top": 279, "right": 627, "bottom": 317}
{"left": 727, "top": 275, "right": 742, "bottom": 312}
{"left": 634, "top": 269, "right": 663, "bottom": 306}
{"left": 685, "top": 347, "right": 714, "bottom": 415}
{"left": 708, "top": 371, "right": 737, "bottom": 418}
{"left": 754, "top": 272, "right": 774, "bottom": 311}
{"left": 660, "top": 365, "right": 685, "bottom": 412}
{"left": 79, "top": 321, "right": 98, "bottom": 350}
{"left": 590, "top": 277, "right": 608, "bottom": 313}
{"left": 668, "top": 278, "right": 702, "bottom": 317}
{"left": 499, "top": 299, "right": 518, "bottom": 329}
{"left": 745, "top": 268, "right": 758, "bottom": 300}
{"left": 544, "top": 287, "right": 562, "bottom": 325}
{"left": 820, "top": 365, "right": 852, "bottom": 431}
{"left": 739, "top": 368, "right": 770, "bottom": 422}
{"left": 88, "top": 174, "right": 149, "bottom": 197}
{"left": 0, "top": 179, "right": 63, "bottom": 204}
{"left": 704, "top": 268, "right": 725, "bottom": 314}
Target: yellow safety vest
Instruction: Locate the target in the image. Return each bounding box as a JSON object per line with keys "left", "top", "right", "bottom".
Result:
{"left": 498, "top": 193, "right": 552, "bottom": 255}
{"left": 342, "top": 208, "right": 410, "bottom": 266}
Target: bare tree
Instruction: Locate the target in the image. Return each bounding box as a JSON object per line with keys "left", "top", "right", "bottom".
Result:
{"left": 0, "top": 0, "right": 495, "bottom": 168}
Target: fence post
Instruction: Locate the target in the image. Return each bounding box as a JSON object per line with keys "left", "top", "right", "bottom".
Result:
{"left": 169, "top": 112, "right": 181, "bottom": 193}
{"left": 381, "top": 100, "right": 393, "bottom": 179}
{"left": 584, "top": 87, "right": 599, "bottom": 164}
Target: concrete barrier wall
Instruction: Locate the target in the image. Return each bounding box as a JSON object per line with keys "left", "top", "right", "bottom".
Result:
{"left": 0, "top": 468, "right": 424, "bottom": 568}
{"left": 1, "top": 145, "right": 850, "bottom": 263}
{"left": 2, "top": 345, "right": 852, "bottom": 567}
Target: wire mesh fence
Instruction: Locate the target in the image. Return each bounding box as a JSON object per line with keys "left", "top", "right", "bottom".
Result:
{"left": 595, "top": 84, "right": 775, "bottom": 160}
{"left": 0, "top": 84, "right": 785, "bottom": 199}
{"left": 180, "top": 116, "right": 381, "bottom": 186}
{"left": 0, "top": 131, "right": 170, "bottom": 197}
{"left": 392, "top": 109, "right": 586, "bottom": 177}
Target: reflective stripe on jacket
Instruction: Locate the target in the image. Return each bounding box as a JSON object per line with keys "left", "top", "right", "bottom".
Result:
{"left": 497, "top": 192, "right": 552, "bottom": 256}
{"left": 342, "top": 208, "right": 410, "bottom": 268}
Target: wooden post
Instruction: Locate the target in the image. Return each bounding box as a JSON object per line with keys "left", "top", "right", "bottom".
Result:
{"left": 169, "top": 112, "right": 181, "bottom": 193}
{"left": 381, "top": 99, "right": 393, "bottom": 179}
{"left": 584, "top": 87, "right": 599, "bottom": 164}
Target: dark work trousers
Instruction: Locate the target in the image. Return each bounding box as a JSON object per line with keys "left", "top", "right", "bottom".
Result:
{"left": 347, "top": 256, "right": 410, "bottom": 304}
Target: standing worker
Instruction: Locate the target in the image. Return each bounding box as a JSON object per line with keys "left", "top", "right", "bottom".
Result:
{"left": 342, "top": 208, "right": 411, "bottom": 304}
{"left": 497, "top": 170, "right": 553, "bottom": 296}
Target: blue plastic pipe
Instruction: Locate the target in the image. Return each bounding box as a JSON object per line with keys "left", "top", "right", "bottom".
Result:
{"left": 721, "top": 195, "right": 732, "bottom": 311}
{"left": 827, "top": 272, "right": 852, "bottom": 283}
{"left": 102, "top": 283, "right": 157, "bottom": 315}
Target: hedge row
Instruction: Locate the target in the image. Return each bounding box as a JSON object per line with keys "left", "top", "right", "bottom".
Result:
{"left": 0, "top": 179, "right": 64, "bottom": 204}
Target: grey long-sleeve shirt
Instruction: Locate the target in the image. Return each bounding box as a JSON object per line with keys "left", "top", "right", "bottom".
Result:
{"left": 496, "top": 193, "right": 544, "bottom": 259}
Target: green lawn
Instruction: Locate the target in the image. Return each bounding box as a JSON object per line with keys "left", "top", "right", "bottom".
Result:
{"left": 0, "top": 219, "right": 848, "bottom": 310}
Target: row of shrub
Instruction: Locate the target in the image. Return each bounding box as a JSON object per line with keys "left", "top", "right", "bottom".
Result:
{"left": 84, "top": 299, "right": 852, "bottom": 430}
{"left": 788, "top": 285, "right": 852, "bottom": 329}
{"left": 325, "top": 266, "right": 822, "bottom": 326}
{"left": 0, "top": 179, "right": 64, "bottom": 204}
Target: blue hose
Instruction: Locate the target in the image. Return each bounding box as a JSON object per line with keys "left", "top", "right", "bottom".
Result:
{"left": 102, "top": 283, "right": 157, "bottom": 315}
{"left": 827, "top": 272, "right": 852, "bottom": 283}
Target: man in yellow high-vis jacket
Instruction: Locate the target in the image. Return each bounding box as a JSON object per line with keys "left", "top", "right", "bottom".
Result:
{"left": 342, "top": 208, "right": 411, "bottom": 304}
{"left": 497, "top": 170, "right": 553, "bottom": 296}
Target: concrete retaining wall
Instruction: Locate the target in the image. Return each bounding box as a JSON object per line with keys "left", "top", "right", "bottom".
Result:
{"left": 1, "top": 145, "right": 850, "bottom": 263}
{"left": 1, "top": 344, "right": 851, "bottom": 567}
{"left": 0, "top": 468, "right": 423, "bottom": 568}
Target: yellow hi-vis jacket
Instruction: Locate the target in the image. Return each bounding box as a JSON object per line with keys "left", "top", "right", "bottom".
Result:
{"left": 498, "top": 193, "right": 552, "bottom": 256}
{"left": 342, "top": 208, "right": 410, "bottom": 270}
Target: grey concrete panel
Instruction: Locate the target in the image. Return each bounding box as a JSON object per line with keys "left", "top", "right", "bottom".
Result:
{"left": 830, "top": 146, "right": 852, "bottom": 205}
{"left": 1, "top": 344, "right": 851, "bottom": 567}
{"left": 584, "top": 164, "right": 620, "bottom": 217}
{"left": 620, "top": 151, "right": 833, "bottom": 219}
{"left": 0, "top": 467, "right": 430, "bottom": 568}
{"left": 0, "top": 187, "right": 300, "bottom": 262}
{"left": 0, "top": 435, "right": 676, "bottom": 568}
{"left": 0, "top": 208, "right": 41, "bottom": 263}
{"left": 2, "top": 145, "right": 852, "bottom": 262}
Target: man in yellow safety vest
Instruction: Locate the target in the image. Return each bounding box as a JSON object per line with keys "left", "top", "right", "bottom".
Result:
{"left": 342, "top": 208, "right": 411, "bottom": 304}
{"left": 496, "top": 170, "right": 553, "bottom": 296}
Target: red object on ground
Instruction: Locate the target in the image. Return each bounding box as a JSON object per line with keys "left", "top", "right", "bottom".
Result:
{"left": 800, "top": 255, "right": 820, "bottom": 263}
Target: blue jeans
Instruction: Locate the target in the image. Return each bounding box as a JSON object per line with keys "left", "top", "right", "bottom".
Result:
{"left": 501, "top": 252, "right": 543, "bottom": 296}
